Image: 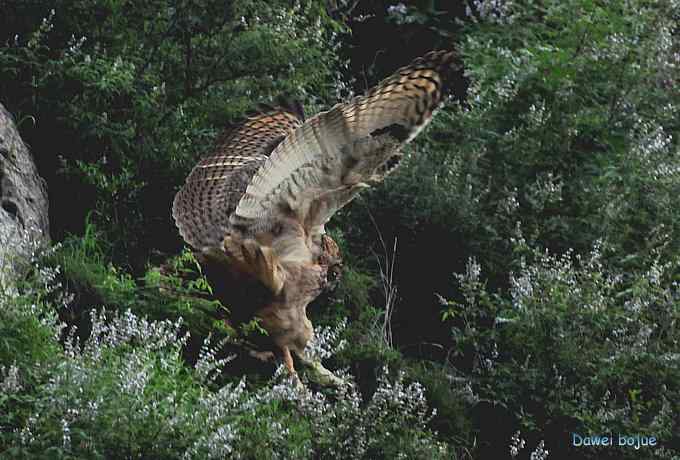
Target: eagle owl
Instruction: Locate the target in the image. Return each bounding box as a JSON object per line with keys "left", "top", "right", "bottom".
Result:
{"left": 173, "top": 50, "right": 459, "bottom": 385}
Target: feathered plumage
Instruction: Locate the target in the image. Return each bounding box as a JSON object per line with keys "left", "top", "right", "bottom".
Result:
{"left": 173, "top": 49, "right": 460, "bottom": 385}
{"left": 173, "top": 108, "right": 303, "bottom": 249}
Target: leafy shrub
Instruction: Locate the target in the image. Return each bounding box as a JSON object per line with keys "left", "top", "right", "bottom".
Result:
{"left": 440, "top": 232, "right": 680, "bottom": 459}
{"left": 0, "top": 229, "right": 452, "bottom": 459}
{"left": 0, "top": 225, "right": 65, "bottom": 373}
{"left": 0, "top": 1, "right": 347, "bottom": 269}
{"left": 3, "top": 0, "right": 680, "bottom": 458}
{"left": 51, "top": 217, "right": 226, "bottom": 345}
{"left": 335, "top": 0, "right": 680, "bottom": 347}
{"left": 1, "top": 306, "right": 453, "bottom": 459}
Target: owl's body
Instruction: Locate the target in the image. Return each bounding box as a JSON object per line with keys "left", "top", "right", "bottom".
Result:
{"left": 173, "top": 50, "right": 460, "bottom": 384}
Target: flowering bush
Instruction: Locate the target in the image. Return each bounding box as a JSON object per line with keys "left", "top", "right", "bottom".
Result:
{"left": 0, "top": 0, "right": 347, "bottom": 268}
{"left": 1, "top": 307, "right": 449, "bottom": 458}
{"left": 0, "top": 231, "right": 449, "bottom": 458}
{"left": 3, "top": 0, "right": 680, "bottom": 458}
{"left": 441, "top": 232, "right": 680, "bottom": 459}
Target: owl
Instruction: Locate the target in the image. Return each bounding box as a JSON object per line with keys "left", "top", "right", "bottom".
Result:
{"left": 173, "top": 49, "right": 460, "bottom": 385}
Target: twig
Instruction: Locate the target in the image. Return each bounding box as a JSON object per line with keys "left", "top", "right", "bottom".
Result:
{"left": 365, "top": 206, "right": 397, "bottom": 348}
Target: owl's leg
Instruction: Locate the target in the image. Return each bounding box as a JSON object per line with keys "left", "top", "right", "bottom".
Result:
{"left": 282, "top": 346, "right": 304, "bottom": 389}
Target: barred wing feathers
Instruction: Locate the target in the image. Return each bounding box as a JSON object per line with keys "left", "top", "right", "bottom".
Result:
{"left": 172, "top": 109, "right": 303, "bottom": 250}
{"left": 232, "top": 50, "right": 458, "bottom": 236}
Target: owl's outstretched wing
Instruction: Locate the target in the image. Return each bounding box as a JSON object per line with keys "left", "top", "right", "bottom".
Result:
{"left": 173, "top": 50, "right": 459, "bottom": 296}
{"left": 172, "top": 106, "right": 303, "bottom": 250}
{"left": 231, "top": 50, "right": 460, "bottom": 240}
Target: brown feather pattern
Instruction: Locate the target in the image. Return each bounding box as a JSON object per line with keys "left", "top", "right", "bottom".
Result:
{"left": 172, "top": 110, "right": 302, "bottom": 249}
{"left": 171, "top": 50, "right": 460, "bottom": 383}
{"left": 232, "top": 50, "right": 458, "bottom": 237}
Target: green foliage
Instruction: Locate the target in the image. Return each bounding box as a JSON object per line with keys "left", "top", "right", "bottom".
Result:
{"left": 405, "top": 361, "right": 475, "bottom": 454}
{"left": 322, "top": 258, "right": 376, "bottom": 324}
{"left": 440, "top": 235, "right": 680, "bottom": 459}
{"left": 0, "top": 229, "right": 64, "bottom": 375}
{"left": 342, "top": 0, "right": 680, "bottom": 285}
{"left": 1, "top": 298, "right": 451, "bottom": 459}
{"left": 457, "top": 0, "right": 680, "bottom": 268}
{"left": 3, "top": 0, "right": 680, "bottom": 457}
{"left": 0, "top": 0, "right": 346, "bottom": 268}
{"left": 52, "top": 219, "right": 223, "bottom": 339}
{"left": 0, "top": 225, "right": 450, "bottom": 457}
{"left": 334, "top": 0, "right": 680, "bottom": 456}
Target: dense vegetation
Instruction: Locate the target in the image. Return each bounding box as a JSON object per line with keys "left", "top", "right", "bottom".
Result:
{"left": 1, "top": 0, "right": 679, "bottom": 458}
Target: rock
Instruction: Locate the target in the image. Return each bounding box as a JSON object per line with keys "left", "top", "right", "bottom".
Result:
{"left": 0, "top": 103, "right": 50, "bottom": 240}
{"left": 0, "top": 103, "right": 50, "bottom": 286}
